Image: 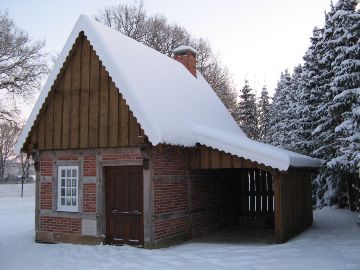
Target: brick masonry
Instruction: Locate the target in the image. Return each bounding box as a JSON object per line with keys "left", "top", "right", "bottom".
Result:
{"left": 37, "top": 148, "right": 142, "bottom": 238}
{"left": 40, "top": 156, "right": 53, "bottom": 176}
{"left": 83, "top": 155, "right": 96, "bottom": 177}
{"left": 39, "top": 216, "right": 81, "bottom": 234}
{"left": 152, "top": 145, "right": 242, "bottom": 242}
{"left": 83, "top": 183, "right": 96, "bottom": 213}
{"left": 40, "top": 182, "right": 52, "bottom": 210}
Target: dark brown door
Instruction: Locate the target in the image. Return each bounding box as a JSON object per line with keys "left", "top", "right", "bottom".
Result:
{"left": 105, "top": 166, "right": 143, "bottom": 246}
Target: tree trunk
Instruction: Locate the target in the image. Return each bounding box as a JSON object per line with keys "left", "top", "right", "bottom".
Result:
{"left": 347, "top": 174, "right": 356, "bottom": 212}
{"left": 21, "top": 176, "right": 24, "bottom": 198}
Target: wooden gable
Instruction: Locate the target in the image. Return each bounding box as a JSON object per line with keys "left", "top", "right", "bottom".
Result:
{"left": 22, "top": 33, "right": 144, "bottom": 152}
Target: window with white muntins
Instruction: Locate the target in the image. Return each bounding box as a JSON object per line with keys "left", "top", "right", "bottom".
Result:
{"left": 57, "top": 166, "right": 79, "bottom": 212}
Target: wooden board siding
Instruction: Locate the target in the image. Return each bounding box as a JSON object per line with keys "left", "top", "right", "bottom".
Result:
{"left": 23, "top": 33, "right": 144, "bottom": 152}
{"left": 189, "top": 145, "right": 275, "bottom": 173}
{"left": 274, "top": 169, "right": 313, "bottom": 243}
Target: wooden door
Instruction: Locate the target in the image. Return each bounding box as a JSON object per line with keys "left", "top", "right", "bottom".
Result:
{"left": 105, "top": 166, "right": 143, "bottom": 246}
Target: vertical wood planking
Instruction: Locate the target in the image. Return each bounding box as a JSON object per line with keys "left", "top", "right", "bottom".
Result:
{"left": 37, "top": 115, "right": 45, "bottom": 150}
{"left": 189, "top": 149, "right": 200, "bottom": 169}
{"left": 26, "top": 35, "right": 149, "bottom": 151}
{"left": 129, "top": 111, "right": 139, "bottom": 146}
{"left": 44, "top": 95, "right": 54, "bottom": 149}
{"left": 267, "top": 172, "right": 274, "bottom": 214}
{"left": 31, "top": 126, "right": 38, "bottom": 148}
{"left": 119, "top": 95, "right": 129, "bottom": 146}
{"left": 62, "top": 58, "right": 72, "bottom": 149}
{"left": 210, "top": 149, "right": 220, "bottom": 169}
{"left": 108, "top": 80, "right": 119, "bottom": 147}
{"left": 233, "top": 156, "right": 242, "bottom": 168}
{"left": 220, "top": 152, "right": 231, "bottom": 168}
{"left": 249, "top": 169, "right": 255, "bottom": 216}
{"left": 88, "top": 47, "right": 99, "bottom": 148}
{"left": 200, "top": 146, "right": 209, "bottom": 169}
{"left": 261, "top": 170, "right": 268, "bottom": 215}
{"left": 243, "top": 169, "right": 249, "bottom": 217}
{"left": 255, "top": 169, "right": 261, "bottom": 216}
{"left": 80, "top": 38, "right": 90, "bottom": 148}
{"left": 70, "top": 40, "right": 81, "bottom": 149}
{"left": 53, "top": 77, "right": 64, "bottom": 149}
{"left": 274, "top": 173, "right": 284, "bottom": 243}
{"left": 99, "top": 66, "right": 109, "bottom": 147}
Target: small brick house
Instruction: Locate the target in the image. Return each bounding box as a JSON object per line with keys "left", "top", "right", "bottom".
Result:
{"left": 16, "top": 15, "right": 321, "bottom": 248}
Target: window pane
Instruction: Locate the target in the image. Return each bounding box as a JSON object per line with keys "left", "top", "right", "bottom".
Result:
{"left": 61, "top": 179, "right": 65, "bottom": 187}
{"left": 61, "top": 170, "right": 65, "bottom": 177}
{"left": 72, "top": 179, "right": 76, "bottom": 187}
{"left": 72, "top": 188, "right": 76, "bottom": 196}
{"left": 61, "top": 188, "right": 65, "bottom": 196}
{"left": 66, "top": 179, "right": 71, "bottom": 187}
{"left": 67, "top": 169, "right": 71, "bottom": 177}
{"left": 66, "top": 198, "right": 71, "bottom": 206}
{"left": 61, "top": 198, "right": 65, "bottom": 205}
{"left": 72, "top": 169, "right": 77, "bottom": 177}
{"left": 72, "top": 198, "right": 76, "bottom": 206}
{"left": 66, "top": 188, "right": 71, "bottom": 196}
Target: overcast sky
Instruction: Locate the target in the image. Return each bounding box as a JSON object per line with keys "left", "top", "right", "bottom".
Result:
{"left": 2, "top": 0, "right": 332, "bottom": 118}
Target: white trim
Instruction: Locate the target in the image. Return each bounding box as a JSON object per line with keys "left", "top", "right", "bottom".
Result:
{"left": 57, "top": 166, "right": 79, "bottom": 212}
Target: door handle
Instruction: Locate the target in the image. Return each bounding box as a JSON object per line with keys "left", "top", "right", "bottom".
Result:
{"left": 112, "top": 209, "right": 141, "bottom": 215}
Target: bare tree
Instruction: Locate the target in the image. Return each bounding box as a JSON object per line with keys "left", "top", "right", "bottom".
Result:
{"left": 0, "top": 121, "right": 20, "bottom": 181}
{"left": 95, "top": 1, "right": 237, "bottom": 116}
{"left": 0, "top": 10, "right": 48, "bottom": 121}
{"left": 19, "top": 152, "right": 33, "bottom": 197}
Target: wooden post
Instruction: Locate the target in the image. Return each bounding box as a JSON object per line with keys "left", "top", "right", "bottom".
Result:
{"left": 31, "top": 150, "right": 40, "bottom": 238}
{"left": 274, "top": 172, "right": 285, "bottom": 243}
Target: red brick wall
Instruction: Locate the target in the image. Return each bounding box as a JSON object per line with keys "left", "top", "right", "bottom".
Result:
{"left": 40, "top": 156, "right": 53, "bottom": 176}
{"left": 39, "top": 216, "right": 81, "bottom": 234}
{"left": 83, "top": 183, "right": 96, "bottom": 212}
{"left": 152, "top": 145, "right": 190, "bottom": 240}
{"left": 154, "top": 178, "right": 188, "bottom": 214}
{"left": 153, "top": 146, "right": 187, "bottom": 176}
{"left": 40, "top": 182, "right": 52, "bottom": 210}
{"left": 152, "top": 145, "right": 242, "bottom": 241}
{"left": 38, "top": 149, "right": 141, "bottom": 238}
{"left": 83, "top": 155, "right": 96, "bottom": 176}
{"left": 154, "top": 217, "right": 189, "bottom": 240}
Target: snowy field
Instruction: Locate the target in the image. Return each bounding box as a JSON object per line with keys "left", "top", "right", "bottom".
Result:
{"left": 0, "top": 184, "right": 359, "bottom": 270}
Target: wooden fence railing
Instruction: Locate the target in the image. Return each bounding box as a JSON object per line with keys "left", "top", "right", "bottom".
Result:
{"left": 239, "top": 168, "right": 274, "bottom": 218}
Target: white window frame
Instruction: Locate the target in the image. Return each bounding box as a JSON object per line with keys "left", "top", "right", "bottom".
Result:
{"left": 57, "top": 166, "right": 79, "bottom": 212}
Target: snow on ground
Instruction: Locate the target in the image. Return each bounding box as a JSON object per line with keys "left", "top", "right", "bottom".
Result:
{"left": 0, "top": 184, "right": 360, "bottom": 270}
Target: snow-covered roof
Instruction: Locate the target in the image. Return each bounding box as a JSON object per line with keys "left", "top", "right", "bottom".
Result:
{"left": 172, "top": 45, "right": 198, "bottom": 55}
{"left": 15, "top": 15, "right": 322, "bottom": 171}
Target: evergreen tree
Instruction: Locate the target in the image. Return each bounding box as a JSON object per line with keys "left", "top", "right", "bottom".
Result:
{"left": 301, "top": 27, "right": 324, "bottom": 156}
{"left": 288, "top": 65, "right": 312, "bottom": 154}
{"left": 313, "top": 0, "right": 359, "bottom": 208}
{"left": 265, "top": 70, "right": 293, "bottom": 148}
{"left": 237, "top": 80, "right": 259, "bottom": 140}
{"left": 328, "top": 0, "right": 360, "bottom": 209}
{"left": 258, "top": 85, "right": 271, "bottom": 142}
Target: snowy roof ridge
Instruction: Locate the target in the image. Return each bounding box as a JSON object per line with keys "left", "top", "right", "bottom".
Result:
{"left": 172, "top": 45, "right": 198, "bottom": 55}
{"left": 15, "top": 15, "right": 322, "bottom": 171}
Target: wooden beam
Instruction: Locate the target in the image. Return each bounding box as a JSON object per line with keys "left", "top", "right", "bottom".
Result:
{"left": 79, "top": 37, "right": 90, "bottom": 148}
{"left": 88, "top": 47, "right": 99, "bottom": 148}
{"left": 70, "top": 40, "right": 81, "bottom": 149}
{"left": 210, "top": 148, "right": 220, "bottom": 169}
{"left": 99, "top": 65, "right": 109, "bottom": 147}
{"left": 274, "top": 172, "right": 285, "bottom": 243}
{"left": 108, "top": 80, "right": 119, "bottom": 147}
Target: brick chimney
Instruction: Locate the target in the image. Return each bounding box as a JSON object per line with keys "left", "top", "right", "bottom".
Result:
{"left": 172, "top": 46, "right": 198, "bottom": 77}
